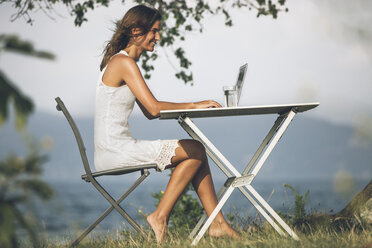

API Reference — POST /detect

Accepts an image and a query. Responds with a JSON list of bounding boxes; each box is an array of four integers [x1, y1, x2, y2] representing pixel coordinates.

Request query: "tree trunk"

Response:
[[334, 179, 372, 222]]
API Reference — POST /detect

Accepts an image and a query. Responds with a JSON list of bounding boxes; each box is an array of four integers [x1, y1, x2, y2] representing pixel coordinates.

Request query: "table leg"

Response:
[[177, 112, 299, 245], [249, 110, 296, 177], [240, 110, 300, 239], [237, 186, 286, 236], [178, 116, 241, 176], [243, 114, 286, 175], [245, 185, 299, 240], [190, 179, 288, 244]]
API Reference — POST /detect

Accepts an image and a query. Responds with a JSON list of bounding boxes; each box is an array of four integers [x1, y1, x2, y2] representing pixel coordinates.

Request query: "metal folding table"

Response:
[[160, 103, 319, 245]]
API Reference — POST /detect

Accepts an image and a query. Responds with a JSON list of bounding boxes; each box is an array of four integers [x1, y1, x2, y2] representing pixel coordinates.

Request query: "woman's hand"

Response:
[[193, 100, 222, 109]]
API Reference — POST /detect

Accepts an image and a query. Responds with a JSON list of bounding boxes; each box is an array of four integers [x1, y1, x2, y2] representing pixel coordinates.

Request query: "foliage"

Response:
[[0, 70, 33, 130], [0, 34, 55, 247], [0, 34, 55, 130], [0, 141, 55, 248], [152, 182, 203, 230], [283, 183, 309, 225], [0, 34, 55, 59], [2, 0, 288, 84]]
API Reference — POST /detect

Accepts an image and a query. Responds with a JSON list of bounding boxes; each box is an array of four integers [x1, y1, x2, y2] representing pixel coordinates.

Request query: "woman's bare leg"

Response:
[[191, 158, 239, 237], [147, 140, 238, 242], [147, 140, 204, 242]]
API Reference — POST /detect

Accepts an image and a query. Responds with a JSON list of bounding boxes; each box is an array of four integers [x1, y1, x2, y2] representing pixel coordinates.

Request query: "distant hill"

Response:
[[1, 110, 371, 186]]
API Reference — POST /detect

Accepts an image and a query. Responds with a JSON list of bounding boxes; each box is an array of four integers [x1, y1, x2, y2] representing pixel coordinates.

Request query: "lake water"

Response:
[[36, 177, 367, 239]]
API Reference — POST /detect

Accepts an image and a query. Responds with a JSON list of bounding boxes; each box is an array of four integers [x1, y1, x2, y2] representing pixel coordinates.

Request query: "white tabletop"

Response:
[[159, 102, 319, 120]]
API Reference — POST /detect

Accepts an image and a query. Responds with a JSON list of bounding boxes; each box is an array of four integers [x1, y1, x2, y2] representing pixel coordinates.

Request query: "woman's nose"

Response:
[[155, 32, 161, 41]]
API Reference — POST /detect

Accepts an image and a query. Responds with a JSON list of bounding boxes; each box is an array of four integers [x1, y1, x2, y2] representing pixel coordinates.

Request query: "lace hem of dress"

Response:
[[155, 140, 179, 171]]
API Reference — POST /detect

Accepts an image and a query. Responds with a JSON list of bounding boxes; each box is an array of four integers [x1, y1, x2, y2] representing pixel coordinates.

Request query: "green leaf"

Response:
[[0, 203, 17, 248], [13, 206, 39, 247], [0, 34, 55, 60], [0, 155, 26, 177], [283, 183, 310, 224], [0, 70, 34, 130], [17, 179, 55, 200]]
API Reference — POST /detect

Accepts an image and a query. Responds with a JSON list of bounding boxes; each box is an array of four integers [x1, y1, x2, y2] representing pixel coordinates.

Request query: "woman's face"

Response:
[[138, 20, 161, 52]]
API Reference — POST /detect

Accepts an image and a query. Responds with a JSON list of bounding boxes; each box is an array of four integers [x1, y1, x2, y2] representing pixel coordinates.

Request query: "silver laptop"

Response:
[[235, 63, 248, 105], [223, 63, 248, 107]]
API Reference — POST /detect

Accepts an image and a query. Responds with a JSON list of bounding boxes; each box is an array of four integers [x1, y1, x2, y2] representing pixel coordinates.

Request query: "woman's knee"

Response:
[[179, 139, 206, 162]]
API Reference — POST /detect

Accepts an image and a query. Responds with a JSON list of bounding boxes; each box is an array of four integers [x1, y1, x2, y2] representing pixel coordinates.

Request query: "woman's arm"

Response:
[[136, 99, 157, 120], [112, 55, 220, 119], [136, 99, 221, 120]]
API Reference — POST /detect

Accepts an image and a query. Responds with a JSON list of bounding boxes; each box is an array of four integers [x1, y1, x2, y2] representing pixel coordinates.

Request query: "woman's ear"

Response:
[[131, 27, 142, 36]]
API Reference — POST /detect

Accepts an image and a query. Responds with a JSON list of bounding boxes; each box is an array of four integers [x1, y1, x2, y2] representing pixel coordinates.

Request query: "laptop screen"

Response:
[[235, 63, 248, 104]]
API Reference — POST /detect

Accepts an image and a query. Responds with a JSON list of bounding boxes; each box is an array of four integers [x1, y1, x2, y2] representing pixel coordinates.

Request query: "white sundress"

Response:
[[94, 50, 179, 172]]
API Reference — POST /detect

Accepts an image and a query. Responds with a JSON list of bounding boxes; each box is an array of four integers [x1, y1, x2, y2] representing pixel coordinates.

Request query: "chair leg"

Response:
[[70, 171, 149, 247]]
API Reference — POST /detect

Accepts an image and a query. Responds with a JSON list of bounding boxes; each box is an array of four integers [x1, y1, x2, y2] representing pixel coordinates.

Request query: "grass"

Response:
[[18, 183, 372, 248], [39, 221, 372, 248]]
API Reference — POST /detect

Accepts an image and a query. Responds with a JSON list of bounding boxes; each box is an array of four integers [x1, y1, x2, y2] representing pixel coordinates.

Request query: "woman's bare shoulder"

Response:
[[109, 53, 137, 69], [102, 54, 140, 86], [104, 53, 142, 85]]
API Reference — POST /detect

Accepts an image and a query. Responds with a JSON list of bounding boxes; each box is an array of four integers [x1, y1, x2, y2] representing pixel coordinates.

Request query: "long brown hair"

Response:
[[100, 5, 162, 71]]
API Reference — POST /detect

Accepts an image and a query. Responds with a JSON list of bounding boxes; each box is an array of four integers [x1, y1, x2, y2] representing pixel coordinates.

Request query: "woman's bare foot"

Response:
[[209, 220, 240, 239], [147, 212, 168, 243]]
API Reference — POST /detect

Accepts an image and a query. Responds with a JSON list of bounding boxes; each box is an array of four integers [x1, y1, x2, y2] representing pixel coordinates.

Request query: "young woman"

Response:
[[94, 4, 239, 242]]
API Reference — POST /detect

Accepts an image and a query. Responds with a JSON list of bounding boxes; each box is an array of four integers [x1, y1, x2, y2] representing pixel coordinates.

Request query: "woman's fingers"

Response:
[[195, 100, 222, 109], [214, 101, 222, 108], [207, 100, 222, 108]]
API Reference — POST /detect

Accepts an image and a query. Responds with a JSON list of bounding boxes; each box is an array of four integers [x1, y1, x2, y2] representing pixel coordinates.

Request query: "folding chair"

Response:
[[55, 97, 157, 247]]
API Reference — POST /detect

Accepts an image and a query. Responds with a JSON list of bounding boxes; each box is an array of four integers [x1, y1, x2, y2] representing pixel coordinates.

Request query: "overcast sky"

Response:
[[0, 0, 371, 127]]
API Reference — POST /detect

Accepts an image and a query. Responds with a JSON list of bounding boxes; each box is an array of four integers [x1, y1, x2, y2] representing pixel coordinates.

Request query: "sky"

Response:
[[0, 0, 371, 128]]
